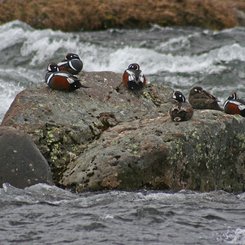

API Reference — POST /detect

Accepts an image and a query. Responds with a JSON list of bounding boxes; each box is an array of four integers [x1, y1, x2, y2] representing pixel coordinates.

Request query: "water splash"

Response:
[[1, 21, 245, 74], [0, 79, 24, 120], [218, 228, 245, 244]]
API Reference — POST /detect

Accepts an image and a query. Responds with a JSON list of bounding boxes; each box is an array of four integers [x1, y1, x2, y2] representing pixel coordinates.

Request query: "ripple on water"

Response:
[[0, 184, 245, 244]]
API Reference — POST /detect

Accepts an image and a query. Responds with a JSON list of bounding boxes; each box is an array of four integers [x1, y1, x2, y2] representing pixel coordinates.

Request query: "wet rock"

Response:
[[2, 71, 245, 192], [61, 111, 245, 193], [2, 72, 171, 185], [0, 0, 244, 31], [0, 126, 53, 188]]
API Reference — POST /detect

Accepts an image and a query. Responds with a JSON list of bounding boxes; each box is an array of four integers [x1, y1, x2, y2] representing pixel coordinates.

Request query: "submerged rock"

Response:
[[0, 126, 53, 188], [2, 71, 245, 192]]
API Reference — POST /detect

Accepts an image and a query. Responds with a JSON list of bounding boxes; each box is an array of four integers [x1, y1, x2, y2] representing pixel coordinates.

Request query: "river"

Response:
[[0, 20, 245, 244]]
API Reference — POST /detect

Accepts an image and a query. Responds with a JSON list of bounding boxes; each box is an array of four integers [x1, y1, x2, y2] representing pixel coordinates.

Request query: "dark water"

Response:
[[0, 21, 245, 244], [0, 184, 245, 244]]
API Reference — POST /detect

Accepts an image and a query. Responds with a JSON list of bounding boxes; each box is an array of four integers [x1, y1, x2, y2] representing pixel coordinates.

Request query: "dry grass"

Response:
[[0, 0, 244, 31]]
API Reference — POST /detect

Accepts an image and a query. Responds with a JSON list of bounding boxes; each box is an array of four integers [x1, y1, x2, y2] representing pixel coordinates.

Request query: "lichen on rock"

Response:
[[1, 71, 245, 192]]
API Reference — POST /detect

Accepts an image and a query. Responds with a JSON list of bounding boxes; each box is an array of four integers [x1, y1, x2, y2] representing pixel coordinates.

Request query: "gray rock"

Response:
[[0, 126, 53, 188], [2, 72, 171, 184], [61, 110, 245, 192], [2, 71, 245, 192]]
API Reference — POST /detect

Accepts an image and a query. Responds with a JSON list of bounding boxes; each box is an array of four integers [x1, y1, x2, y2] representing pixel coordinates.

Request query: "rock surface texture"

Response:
[[2, 72, 245, 192], [0, 0, 245, 31], [0, 126, 53, 188]]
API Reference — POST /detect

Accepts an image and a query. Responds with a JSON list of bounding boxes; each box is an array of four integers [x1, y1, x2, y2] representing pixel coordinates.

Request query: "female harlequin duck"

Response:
[[169, 91, 194, 122], [57, 53, 83, 75], [188, 86, 222, 111], [122, 63, 146, 90], [45, 63, 86, 92], [224, 92, 245, 117]]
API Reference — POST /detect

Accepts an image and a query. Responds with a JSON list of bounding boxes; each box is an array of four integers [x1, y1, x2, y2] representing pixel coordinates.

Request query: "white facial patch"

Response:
[[139, 73, 145, 83], [127, 70, 136, 81], [47, 64, 52, 72]]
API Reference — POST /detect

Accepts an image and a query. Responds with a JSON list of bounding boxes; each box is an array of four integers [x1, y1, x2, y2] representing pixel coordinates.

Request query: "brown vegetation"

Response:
[[0, 0, 244, 31]]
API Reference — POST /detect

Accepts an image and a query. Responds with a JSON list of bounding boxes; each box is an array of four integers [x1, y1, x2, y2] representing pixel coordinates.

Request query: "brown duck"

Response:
[[169, 91, 194, 122], [188, 86, 222, 110]]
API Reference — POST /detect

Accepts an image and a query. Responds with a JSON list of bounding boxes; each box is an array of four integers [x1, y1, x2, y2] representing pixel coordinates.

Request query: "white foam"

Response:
[[155, 35, 192, 53], [1, 21, 245, 75], [82, 43, 245, 74], [219, 228, 245, 244], [0, 80, 24, 121], [20, 32, 81, 66], [0, 28, 26, 50]]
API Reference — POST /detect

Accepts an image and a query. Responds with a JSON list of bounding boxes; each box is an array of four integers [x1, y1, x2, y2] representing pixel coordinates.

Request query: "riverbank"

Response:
[[0, 0, 245, 31]]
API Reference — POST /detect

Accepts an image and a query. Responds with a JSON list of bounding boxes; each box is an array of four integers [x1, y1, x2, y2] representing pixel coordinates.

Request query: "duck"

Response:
[[188, 86, 222, 111], [169, 91, 194, 122], [224, 92, 245, 117], [45, 63, 87, 92], [122, 63, 146, 90], [57, 53, 83, 75]]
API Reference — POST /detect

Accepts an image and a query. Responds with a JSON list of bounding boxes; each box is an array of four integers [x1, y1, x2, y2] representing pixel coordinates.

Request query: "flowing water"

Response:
[[0, 20, 245, 244], [0, 184, 245, 244]]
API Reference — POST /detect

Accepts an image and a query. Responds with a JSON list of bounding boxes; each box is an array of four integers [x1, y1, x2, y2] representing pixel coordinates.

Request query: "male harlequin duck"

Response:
[[169, 91, 194, 122], [188, 86, 222, 111], [122, 63, 146, 90], [57, 53, 83, 75], [45, 63, 86, 92], [224, 92, 245, 117]]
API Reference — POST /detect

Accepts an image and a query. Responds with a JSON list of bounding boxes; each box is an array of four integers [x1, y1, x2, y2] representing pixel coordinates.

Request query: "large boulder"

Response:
[[2, 71, 245, 192], [62, 110, 245, 192], [2, 72, 172, 185], [0, 126, 53, 188]]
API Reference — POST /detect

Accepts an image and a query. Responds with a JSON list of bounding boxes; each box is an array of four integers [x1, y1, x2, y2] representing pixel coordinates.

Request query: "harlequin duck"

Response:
[[224, 92, 245, 117], [169, 91, 194, 122], [188, 86, 222, 111], [45, 63, 87, 92], [122, 63, 146, 90], [57, 53, 83, 75]]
